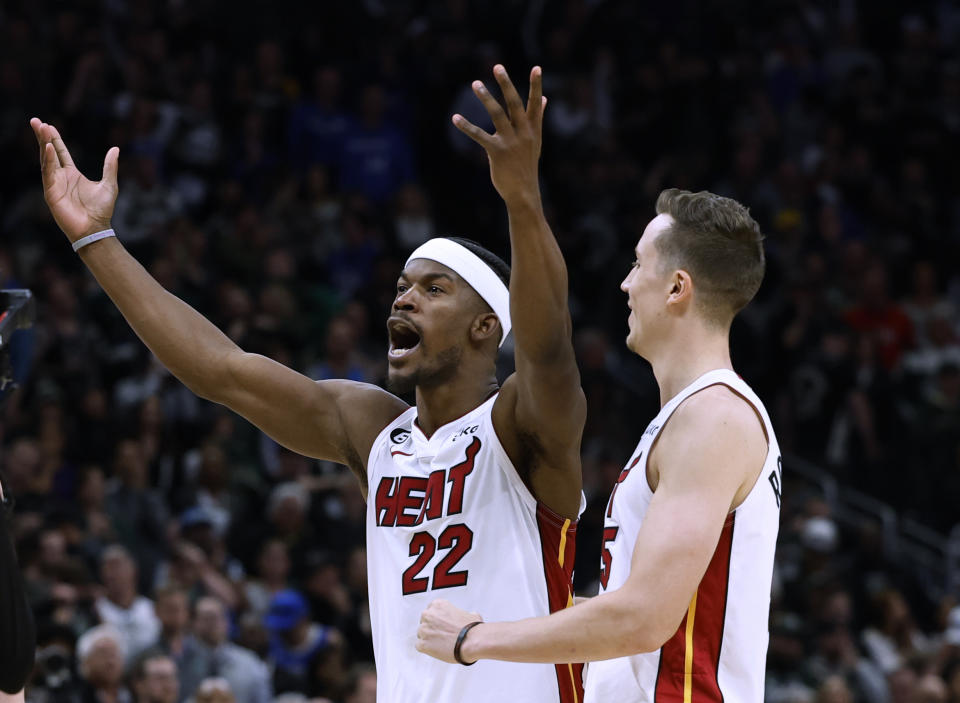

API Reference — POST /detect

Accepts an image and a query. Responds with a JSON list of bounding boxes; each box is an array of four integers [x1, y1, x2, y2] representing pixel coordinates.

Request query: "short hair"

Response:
[[76, 625, 126, 671], [267, 482, 310, 517], [153, 582, 187, 603], [129, 650, 175, 682], [654, 188, 765, 323], [193, 594, 227, 619], [100, 544, 134, 566], [444, 237, 511, 288]]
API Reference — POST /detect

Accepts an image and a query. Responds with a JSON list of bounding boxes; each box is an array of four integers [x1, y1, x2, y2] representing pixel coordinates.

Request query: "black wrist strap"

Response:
[[454, 621, 483, 666]]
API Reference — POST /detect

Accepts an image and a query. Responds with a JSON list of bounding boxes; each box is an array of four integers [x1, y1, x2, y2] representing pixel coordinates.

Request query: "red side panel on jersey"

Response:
[[536, 503, 585, 703], [654, 513, 735, 703]]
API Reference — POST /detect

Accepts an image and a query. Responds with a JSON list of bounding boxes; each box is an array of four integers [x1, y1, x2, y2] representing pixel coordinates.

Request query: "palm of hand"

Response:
[[30, 117, 119, 241], [44, 166, 114, 239]]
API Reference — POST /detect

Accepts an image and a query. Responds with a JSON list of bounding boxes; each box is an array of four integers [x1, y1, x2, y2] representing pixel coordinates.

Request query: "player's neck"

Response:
[[414, 374, 500, 438], [650, 329, 733, 407]]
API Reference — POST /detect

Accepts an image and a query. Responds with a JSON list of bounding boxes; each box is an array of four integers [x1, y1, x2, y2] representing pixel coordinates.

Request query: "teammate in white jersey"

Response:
[[30, 64, 586, 703], [418, 189, 781, 703]]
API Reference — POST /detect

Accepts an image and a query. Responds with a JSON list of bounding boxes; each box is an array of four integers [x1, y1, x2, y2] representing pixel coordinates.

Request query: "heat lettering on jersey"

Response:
[[374, 437, 481, 527]]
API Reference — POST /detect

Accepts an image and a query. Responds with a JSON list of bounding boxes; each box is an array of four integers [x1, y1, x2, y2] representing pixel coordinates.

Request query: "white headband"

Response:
[[406, 238, 511, 347]]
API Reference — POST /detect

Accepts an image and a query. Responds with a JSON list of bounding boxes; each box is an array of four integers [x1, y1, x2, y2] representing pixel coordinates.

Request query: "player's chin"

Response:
[[386, 365, 418, 395]]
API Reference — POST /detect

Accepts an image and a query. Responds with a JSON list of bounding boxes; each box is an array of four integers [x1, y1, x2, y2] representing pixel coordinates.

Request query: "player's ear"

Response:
[[470, 312, 500, 345], [666, 269, 693, 308]]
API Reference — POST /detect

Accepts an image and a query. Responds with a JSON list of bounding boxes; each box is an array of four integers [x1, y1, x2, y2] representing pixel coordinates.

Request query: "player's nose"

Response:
[[393, 288, 418, 312]]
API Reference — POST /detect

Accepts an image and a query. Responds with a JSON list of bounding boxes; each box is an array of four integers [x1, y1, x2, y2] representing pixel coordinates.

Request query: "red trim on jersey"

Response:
[[411, 389, 499, 440], [654, 609, 688, 702], [390, 450, 414, 457], [535, 503, 584, 703], [654, 513, 736, 703]]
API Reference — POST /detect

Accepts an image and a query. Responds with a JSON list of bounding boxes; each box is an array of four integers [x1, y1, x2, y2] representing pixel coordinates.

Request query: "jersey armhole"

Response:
[[365, 407, 417, 487], [486, 417, 539, 513], [487, 419, 586, 519], [647, 380, 771, 504], [716, 385, 775, 512]]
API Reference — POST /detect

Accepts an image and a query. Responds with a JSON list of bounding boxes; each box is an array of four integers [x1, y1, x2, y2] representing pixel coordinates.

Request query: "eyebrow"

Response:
[[398, 271, 456, 284]]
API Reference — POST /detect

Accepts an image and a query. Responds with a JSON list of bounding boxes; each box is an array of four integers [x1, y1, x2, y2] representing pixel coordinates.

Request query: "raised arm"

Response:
[[29, 119, 406, 486], [453, 67, 585, 518]]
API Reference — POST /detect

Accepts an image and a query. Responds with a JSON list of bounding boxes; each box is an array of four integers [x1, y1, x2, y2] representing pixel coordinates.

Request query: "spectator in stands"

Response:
[[338, 84, 414, 203], [806, 615, 890, 703], [342, 665, 376, 703], [110, 154, 183, 247], [187, 597, 271, 703], [145, 584, 202, 700], [242, 540, 291, 620], [862, 589, 934, 675], [94, 547, 159, 663], [816, 675, 854, 703], [75, 626, 130, 703], [192, 679, 234, 703], [129, 654, 178, 703], [75, 465, 116, 557], [104, 441, 167, 588], [264, 590, 340, 694], [287, 66, 350, 172], [158, 541, 238, 610], [257, 483, 318, 579], [844, 262, 915, 371]]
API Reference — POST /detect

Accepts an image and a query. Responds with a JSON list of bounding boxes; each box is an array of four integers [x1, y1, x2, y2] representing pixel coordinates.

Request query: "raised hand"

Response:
[[29, 117, 119, 243], [453, 65, 546, 204]]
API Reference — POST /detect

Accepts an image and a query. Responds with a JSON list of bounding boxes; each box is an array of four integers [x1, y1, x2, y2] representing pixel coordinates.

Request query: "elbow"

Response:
[[191, 350, 244, 403], [632, 629, 673, 654], [179, 374, 219, 403], [625, 626, 666, 655], [189, 381, 220, 403], [622, 601, 684, 655]]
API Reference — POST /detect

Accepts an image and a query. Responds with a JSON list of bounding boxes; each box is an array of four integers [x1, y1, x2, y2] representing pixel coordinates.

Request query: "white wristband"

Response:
[[72, 228, 116, 252]]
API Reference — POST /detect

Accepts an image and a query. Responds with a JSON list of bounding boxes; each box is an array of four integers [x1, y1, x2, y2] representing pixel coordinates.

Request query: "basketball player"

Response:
[[417, 189, 781, 703], [30, 64, 586, 703]]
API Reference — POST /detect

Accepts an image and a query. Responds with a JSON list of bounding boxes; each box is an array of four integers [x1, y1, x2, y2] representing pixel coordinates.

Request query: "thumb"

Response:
[[102, 146, 120, 187]]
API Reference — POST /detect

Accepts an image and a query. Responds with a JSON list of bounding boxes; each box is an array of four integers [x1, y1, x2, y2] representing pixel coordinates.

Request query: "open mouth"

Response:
[[387, 318, 422, 360]]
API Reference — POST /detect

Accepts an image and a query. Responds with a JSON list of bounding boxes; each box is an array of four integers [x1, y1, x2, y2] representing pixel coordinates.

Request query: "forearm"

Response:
[[463, 589, 652, 664], [505, 195, 572, 359], [78, 236, 239, 399], [199, 567, 239, 609]]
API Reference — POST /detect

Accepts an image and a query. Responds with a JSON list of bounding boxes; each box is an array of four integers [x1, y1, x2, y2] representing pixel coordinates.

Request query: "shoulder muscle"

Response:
[[654, 385, 767, 505]]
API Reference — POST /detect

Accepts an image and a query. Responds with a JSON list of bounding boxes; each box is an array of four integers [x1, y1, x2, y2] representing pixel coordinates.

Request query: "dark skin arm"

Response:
[[29, 118, 407, 493], [453, 67, 585, 518]]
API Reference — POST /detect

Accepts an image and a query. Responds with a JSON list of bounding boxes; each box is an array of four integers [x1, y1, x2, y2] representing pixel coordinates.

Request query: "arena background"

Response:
[[1, 0, 959, 701]]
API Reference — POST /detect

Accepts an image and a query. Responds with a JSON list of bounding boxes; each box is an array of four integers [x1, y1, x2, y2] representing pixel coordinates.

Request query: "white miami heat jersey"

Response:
[[366, 393, 585, 703], [585, 369, 782, 703]]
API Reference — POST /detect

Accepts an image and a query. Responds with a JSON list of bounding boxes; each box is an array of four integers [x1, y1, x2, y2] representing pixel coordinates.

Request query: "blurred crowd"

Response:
[[1, 0, 959, 702]]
